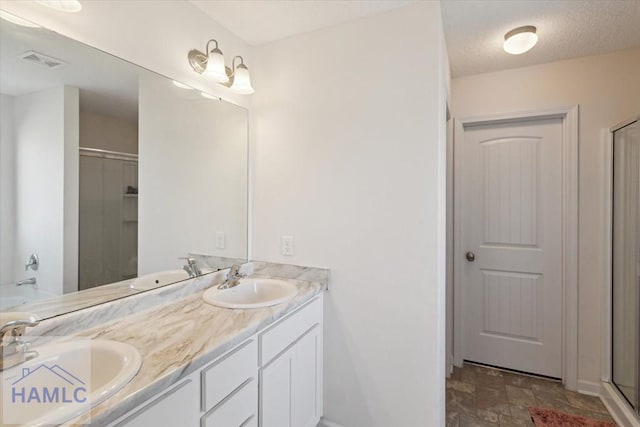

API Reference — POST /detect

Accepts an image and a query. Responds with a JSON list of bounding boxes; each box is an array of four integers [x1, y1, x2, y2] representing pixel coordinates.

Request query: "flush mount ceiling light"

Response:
[[503, 26, 538, 55], [188, 38, 254, 95], [0, 10, 41, 27], [36, 0, 82, 13]]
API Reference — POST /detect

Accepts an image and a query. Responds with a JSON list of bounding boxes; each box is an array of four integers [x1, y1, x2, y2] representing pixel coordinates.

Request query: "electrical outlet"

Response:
[[216, 232, 225, 249], [281, 235, 294, 256]]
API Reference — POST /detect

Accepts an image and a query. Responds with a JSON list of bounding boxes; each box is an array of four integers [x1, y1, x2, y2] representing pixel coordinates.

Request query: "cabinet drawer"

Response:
[[115, 378, 198, 427], [201, 378, 257, 427], [202, 339, 257, 412], [260, 297, 322, 365]]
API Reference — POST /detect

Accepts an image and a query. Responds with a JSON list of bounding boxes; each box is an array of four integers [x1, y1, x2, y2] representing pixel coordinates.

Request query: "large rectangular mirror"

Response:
[[0, 15, 248, 319]]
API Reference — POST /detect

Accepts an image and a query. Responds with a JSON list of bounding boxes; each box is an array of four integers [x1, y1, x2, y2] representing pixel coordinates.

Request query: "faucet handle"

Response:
[[24, 254, 39, 271], [178, 257, 202, 277], [0, 312, 40, 338], [228, 263, 241, 276]]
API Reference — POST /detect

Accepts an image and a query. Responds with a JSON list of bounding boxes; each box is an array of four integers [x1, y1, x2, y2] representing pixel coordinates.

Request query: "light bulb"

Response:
[[230, 64, 254, 95], [203, 48, 229, 83]]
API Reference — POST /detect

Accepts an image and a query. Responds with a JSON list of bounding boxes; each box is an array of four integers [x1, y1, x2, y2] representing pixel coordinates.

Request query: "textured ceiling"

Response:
[[189, 0, 414, 46], [190, 0, 640, 78], [441, 0, 640, 77]]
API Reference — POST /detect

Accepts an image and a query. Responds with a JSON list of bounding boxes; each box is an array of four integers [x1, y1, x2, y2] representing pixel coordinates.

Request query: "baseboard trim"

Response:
[[317, 417, 346, 427], [577, 379, 602, 396], [600, 382, 640, 427]]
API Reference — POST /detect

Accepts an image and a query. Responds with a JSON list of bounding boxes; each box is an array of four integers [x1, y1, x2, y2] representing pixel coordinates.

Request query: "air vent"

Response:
[[19, 50, 67, 69]]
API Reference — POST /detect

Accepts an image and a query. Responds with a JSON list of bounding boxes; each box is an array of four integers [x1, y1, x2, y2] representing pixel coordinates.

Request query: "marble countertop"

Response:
[[2, 279, 141, 320], [48, 263, 329, 426], [3, 255, 247, 321]]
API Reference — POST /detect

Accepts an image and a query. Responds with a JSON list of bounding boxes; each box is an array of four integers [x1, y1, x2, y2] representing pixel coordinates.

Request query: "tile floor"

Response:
[[446, 363, 617, 426]]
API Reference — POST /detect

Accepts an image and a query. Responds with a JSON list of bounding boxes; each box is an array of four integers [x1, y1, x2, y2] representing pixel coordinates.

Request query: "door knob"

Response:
[[466, 251, 476, 262]]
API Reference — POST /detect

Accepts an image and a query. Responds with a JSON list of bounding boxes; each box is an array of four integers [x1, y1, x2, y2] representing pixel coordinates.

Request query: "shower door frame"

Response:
[[601, 116, 640, 425]]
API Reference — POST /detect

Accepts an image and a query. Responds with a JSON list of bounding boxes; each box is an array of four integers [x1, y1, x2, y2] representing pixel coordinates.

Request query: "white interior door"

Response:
[[460, 117, 563, 378]]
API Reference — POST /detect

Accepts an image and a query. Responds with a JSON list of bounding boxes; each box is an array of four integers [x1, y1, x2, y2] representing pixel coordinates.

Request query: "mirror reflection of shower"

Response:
[[0, 88, 77, 306], [78, 109, 138, 290]]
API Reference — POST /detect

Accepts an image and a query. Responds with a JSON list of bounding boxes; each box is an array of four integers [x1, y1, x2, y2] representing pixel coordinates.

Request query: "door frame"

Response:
[[601, 116, 640, 383], [452, 106, 579, 390]]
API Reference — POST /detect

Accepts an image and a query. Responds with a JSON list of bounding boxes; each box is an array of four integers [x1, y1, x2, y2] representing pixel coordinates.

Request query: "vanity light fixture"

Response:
[[0, 10, 41, 27], [503, 25, 538, 55], [36, 0, 82, 13], [188, 38, 254, 95]]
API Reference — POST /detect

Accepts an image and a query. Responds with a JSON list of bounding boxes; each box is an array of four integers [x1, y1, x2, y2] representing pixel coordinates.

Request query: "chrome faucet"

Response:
[[218, 264, 245, 289], [15, 277, 36, 287], [24, 254, 39, 271], [0, 313, 40, 371], [180, 257, 202, 278]]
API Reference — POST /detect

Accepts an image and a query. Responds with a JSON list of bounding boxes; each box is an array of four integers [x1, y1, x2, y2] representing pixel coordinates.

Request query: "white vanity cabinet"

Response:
[[108, 294, 323, 427]]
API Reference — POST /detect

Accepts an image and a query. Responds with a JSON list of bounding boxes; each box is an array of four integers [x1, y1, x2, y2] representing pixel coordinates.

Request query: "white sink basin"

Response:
[[129, 269, 190, 290], [202, 278, 298, 309], [0, 339, 142, 426]]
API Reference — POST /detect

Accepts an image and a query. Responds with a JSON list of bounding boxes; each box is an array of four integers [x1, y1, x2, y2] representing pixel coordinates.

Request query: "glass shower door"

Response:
[[611, 118, 640, 411]]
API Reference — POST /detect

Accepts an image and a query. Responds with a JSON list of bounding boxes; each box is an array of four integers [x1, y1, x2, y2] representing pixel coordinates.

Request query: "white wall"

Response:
[[138, 75, 248, 274], [12, 86, 78, 296], [0, 0, 253, 110], [452, 48, 640, 390], [252, 3, 449, 425], [79, 111, 138, 154], [0, 94, 16, 287]]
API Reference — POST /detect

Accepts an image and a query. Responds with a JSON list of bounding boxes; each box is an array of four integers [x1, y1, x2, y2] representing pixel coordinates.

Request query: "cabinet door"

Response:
[[291, 326, 322, 427], [260, 347, 292, 427], [261, 326, 323, 427]]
